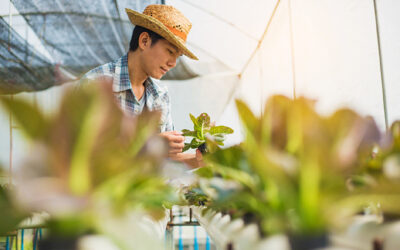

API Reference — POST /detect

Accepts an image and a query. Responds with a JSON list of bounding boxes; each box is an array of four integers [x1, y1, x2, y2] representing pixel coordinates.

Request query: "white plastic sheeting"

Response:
[[163, 0, 400, 143]]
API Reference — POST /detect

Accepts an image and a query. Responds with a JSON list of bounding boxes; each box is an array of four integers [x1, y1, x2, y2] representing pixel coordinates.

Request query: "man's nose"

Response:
[[167, 56, 177, 68]]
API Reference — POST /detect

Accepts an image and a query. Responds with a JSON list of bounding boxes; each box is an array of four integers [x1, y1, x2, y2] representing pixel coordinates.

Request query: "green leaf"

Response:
[[183, 143, 191, 152], [182, 129, 196, 137], [197, 113, 211, 128], [212, 134, 225, 142], [128, 110, 161, 157], [0, 96, 48, 140], [194, 167, 214, 178], [235, 99, 258, 133], [190, 113, 199, 130], [0, 186, 26, 235], [190, 138, 204, 149], [69, 97, 104, 195], [209, 126, 234, 135]]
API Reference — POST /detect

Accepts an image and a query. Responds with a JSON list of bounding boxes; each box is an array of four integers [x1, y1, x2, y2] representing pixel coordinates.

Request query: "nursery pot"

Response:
[[38, 236, 79, 250], [288, 233, 328, 250], [198, 143, 207, 154]]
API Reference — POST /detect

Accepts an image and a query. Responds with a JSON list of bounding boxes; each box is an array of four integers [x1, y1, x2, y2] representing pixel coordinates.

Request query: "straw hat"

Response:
[[126, 5, 198, 60]]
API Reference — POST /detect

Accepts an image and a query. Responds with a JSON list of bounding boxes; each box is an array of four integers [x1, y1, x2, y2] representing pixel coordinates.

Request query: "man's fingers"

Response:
[[160, 131, 186, 155], [169, 142, 184, 150], [169, 148, 183, 154], [168, 134, 184, 143]]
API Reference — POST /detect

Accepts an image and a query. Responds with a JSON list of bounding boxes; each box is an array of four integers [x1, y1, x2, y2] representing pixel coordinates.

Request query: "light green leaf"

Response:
[[190, 113, 199, 130], [209, 126, 234, 135], [194, 167, 214, 178], [235, 99, 258, 132], [69, 97, 104, 195], [0, 97, 48, 140]]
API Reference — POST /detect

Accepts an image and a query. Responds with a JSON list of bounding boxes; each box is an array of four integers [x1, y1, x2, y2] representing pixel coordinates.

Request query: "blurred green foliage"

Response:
[[187, 95, 400, 236], [0, 81, 177, 238]]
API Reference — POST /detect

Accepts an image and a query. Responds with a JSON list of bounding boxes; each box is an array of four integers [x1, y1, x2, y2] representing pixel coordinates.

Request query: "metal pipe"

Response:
[[373, 0, 389, 130], [288, 0, 297, 99]]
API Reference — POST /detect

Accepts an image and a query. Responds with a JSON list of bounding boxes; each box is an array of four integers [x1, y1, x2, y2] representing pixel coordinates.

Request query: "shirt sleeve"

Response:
[[76, 63, 114, 90]]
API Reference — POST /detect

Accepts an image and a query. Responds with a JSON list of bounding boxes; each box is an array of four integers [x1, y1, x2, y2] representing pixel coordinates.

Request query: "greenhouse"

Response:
[[1, 0, 400, 249]]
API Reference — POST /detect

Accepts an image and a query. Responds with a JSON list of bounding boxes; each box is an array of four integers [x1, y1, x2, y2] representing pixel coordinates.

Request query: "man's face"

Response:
[[141, 37, 182, 79]]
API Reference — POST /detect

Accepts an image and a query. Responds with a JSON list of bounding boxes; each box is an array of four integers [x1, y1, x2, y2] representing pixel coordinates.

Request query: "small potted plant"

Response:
[[182, 113, 233, 154]]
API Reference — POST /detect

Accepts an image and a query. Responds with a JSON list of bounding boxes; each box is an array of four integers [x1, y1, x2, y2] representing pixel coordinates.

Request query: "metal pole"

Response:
[[373, 0, 389, 130], [241, 0, 281, 76], [21, 229, 24, 250], [9, 95, 13, 186], [8, 0, 12, 51], [288, 0, 297, 99]]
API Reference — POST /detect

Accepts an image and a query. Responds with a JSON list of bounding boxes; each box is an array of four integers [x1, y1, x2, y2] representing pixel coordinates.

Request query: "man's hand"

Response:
[[159, 131, 185, 157], [168, 150, 205, 169]]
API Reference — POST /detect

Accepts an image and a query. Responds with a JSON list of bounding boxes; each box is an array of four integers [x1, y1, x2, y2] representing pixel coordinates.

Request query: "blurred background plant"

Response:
[[184, 95, 400, 242], [0, 79, 178, 249]]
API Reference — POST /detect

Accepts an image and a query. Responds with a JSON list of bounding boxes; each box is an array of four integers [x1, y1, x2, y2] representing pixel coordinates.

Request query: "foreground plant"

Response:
[[0, 81, 176, 249], [182, 113, 233, 153], [189, 95, 393, 241]]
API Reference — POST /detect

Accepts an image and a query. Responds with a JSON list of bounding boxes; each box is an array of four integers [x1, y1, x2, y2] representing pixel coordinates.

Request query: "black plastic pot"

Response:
[[38, 236, 78, 250], [242, 212, 266, 238], [288, 233, 328, 250], [242, 212, 257, 225], [198, 143, 207, 154]]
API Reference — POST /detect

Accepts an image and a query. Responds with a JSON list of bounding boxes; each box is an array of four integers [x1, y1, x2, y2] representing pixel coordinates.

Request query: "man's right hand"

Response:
[[159, 131, 185, 157]]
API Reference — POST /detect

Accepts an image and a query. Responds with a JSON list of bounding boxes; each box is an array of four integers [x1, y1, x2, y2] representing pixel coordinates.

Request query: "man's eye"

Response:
[[167, 49, 173, 55]]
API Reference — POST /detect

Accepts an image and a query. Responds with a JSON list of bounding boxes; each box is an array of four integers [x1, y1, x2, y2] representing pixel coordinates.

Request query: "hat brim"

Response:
[[125, 8, 198, 60]]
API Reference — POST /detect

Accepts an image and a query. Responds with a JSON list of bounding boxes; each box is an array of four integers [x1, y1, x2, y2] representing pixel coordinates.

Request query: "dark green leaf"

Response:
[[183, 143, 191, 152], [182, 129, 196, 137], [190, 138, 204, 149]]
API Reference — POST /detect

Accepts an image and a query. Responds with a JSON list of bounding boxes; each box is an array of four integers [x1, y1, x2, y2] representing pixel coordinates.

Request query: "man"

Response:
[[82, 4, 202, 167]]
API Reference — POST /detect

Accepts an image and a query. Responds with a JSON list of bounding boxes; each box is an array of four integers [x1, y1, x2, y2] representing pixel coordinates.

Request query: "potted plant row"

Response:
[[183, 95, 400, 250]]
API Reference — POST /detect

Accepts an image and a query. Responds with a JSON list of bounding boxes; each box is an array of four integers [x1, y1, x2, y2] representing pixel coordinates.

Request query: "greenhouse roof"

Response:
[[0, 0, 196, 93]]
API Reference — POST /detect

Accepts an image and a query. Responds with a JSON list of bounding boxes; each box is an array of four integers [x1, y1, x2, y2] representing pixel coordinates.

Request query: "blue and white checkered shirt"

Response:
[[82, 53, 174, 132]]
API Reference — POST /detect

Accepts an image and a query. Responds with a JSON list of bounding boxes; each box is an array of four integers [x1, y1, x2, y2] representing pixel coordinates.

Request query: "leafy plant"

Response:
[[0, 184, 27, 235], [189, 95, 390, 237], [182, 113, 233, 153], [182, 184, 210, 206], [0, 81, 177, 247]]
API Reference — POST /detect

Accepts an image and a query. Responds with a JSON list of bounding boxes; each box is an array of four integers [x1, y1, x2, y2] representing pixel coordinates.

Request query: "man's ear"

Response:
[[138, 32, 151, 50]]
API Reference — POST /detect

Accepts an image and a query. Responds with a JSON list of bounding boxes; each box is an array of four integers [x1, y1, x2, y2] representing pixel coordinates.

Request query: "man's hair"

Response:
[[129, 26, 164, 51]]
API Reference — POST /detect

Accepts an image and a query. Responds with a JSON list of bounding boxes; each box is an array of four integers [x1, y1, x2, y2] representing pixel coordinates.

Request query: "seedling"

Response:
[[182, 113, 233, 153]]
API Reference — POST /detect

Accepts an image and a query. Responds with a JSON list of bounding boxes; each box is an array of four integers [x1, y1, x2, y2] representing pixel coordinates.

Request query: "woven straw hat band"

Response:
[[143, 5, 191, 42]]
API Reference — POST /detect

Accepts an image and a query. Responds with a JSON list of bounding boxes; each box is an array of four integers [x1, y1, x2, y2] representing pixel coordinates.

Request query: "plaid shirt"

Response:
[[82, 54, 174, 132]]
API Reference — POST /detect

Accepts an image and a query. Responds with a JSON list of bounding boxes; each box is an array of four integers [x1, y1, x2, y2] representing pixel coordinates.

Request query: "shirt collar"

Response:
[[112, 53, 161, 99], [112, 54, 131, 93], [145, 78, 161, 99]]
